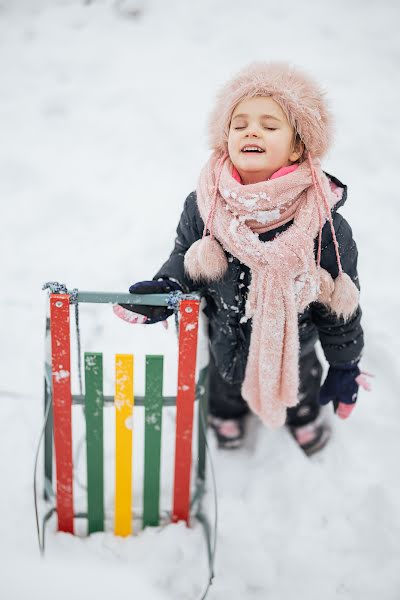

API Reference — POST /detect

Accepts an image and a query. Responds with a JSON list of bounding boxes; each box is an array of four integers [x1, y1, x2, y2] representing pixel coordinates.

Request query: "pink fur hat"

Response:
[[208, 62, 333, 159]]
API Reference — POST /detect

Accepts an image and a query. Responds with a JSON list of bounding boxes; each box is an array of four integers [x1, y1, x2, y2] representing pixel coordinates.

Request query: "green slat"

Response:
[[197, 365, 209, 483], [84, 352, 104, 534], [143, 355, 163, 528]]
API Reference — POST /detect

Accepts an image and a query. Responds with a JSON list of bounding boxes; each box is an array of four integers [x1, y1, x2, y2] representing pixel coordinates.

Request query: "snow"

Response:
[[253, 208, 280, 224], [53, 368, 70, 382], [1, 0, 400, 599]]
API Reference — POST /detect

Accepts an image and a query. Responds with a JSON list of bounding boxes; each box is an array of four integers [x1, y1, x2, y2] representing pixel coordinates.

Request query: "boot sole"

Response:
[[302, 427, 331, 456]]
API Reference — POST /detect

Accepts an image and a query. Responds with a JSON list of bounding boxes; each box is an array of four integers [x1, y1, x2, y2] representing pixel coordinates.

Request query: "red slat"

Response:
[[172, 299, 200, 525], [50, 294, 74, 534]]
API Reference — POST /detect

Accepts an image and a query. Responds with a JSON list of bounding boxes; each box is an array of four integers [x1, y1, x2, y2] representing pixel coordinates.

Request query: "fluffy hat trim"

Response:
[[208, 62, 333, 159]]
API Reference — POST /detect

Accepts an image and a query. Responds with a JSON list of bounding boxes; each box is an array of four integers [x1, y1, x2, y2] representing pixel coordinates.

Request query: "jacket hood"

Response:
[[326, 172, 347, 211]]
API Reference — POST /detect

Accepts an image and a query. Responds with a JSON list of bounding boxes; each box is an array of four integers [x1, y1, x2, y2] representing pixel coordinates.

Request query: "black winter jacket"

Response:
[[154, 174, 364, 385]]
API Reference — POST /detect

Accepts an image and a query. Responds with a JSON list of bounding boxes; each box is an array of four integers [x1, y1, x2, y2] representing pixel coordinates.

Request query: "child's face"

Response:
[[228, 96, 302, 184]]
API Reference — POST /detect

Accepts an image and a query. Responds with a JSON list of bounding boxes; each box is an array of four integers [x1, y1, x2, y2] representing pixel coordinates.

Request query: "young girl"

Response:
[[115, 62, 365, 456]]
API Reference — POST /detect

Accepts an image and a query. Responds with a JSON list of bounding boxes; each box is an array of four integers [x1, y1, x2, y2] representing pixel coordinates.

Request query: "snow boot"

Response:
[[208, 415, 246, 449], [288, 415, 331, 456]]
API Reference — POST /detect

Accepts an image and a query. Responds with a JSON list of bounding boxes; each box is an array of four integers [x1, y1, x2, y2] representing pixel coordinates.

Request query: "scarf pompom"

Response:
[[184, 237, 228, 282], [317, 266, 335, 304], [328, 272, 359, 321], [184, 239, 202, 281]]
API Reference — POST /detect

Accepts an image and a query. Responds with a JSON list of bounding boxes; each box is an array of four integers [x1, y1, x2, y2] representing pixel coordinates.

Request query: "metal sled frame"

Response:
[[35, 284, 216, 599]]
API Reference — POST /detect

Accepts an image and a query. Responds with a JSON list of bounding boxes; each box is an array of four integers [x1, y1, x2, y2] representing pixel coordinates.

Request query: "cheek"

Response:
[[269, 135, 292, 155], [227, 134, 239, 156]]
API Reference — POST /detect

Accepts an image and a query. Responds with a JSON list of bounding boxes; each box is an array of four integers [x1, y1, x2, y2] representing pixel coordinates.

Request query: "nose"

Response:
[[245, 126, 261, 137]]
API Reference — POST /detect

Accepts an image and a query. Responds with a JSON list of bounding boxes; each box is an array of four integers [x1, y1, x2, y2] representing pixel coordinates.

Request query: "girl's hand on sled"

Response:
[[319, 362, 372, 419], [113, 279, 183, 325]]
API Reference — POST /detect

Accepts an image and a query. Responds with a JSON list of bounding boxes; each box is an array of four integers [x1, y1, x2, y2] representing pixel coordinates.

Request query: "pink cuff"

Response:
[[337, 402, 355, 419], [112, 305, 148, 324], [112, 305, 169, 329]]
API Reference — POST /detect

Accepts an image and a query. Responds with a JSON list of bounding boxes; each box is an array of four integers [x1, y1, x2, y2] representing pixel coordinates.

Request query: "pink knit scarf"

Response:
[[187, 152, 359, 429], [230, 163, 301, 233]]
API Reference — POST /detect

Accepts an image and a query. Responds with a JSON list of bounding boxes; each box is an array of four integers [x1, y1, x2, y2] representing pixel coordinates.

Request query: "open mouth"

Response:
[[241, 145, 265, 153]]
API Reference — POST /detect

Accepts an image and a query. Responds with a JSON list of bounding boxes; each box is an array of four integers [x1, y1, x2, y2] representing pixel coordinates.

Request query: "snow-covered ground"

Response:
[[1, 0, 400, 598]]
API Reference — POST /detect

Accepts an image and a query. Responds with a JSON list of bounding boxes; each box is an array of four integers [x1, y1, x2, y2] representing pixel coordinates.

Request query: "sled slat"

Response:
[[114, 354, 134, 536], [143, 355, 163, 528], [84, 352, 104, 534], [50, 294, 74, 534], [172, 299, 200, 525]]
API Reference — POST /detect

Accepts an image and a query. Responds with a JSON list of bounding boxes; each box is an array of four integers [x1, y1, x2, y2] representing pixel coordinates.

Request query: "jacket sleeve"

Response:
[[152, 191, 204, 293], [311, 213, 364, 366]]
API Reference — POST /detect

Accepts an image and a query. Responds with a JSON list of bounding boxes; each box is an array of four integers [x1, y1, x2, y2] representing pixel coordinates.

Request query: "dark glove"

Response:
[[319, 363, 360, 419], [115, 279, 183, 325]]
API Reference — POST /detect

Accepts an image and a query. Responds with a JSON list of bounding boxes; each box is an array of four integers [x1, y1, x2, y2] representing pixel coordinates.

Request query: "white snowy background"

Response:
[[1, 0, 399, 598]]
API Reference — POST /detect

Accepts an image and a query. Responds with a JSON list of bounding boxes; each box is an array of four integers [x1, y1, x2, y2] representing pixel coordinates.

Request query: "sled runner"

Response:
[[34, 282, 216, 599]]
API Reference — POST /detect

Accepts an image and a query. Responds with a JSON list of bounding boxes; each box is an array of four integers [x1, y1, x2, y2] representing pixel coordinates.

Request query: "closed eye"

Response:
[[234, 126, 278, 131]]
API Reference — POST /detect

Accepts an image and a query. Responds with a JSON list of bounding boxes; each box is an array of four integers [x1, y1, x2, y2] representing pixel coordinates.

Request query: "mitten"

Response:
[[113, 279, 182, 325], [319, 363, 361, 419]]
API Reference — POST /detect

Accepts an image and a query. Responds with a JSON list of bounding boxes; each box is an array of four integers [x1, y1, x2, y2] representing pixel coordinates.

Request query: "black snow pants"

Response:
[[208, 348, 323, 427]]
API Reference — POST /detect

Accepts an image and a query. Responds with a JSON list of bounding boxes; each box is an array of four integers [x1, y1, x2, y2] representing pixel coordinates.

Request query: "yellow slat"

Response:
[[114, 354, 134, 536]]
